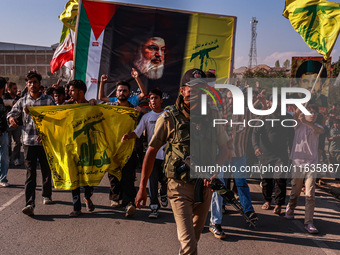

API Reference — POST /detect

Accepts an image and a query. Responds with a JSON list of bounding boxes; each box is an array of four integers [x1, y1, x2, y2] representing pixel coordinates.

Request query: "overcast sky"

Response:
[[1, 0, 339, 68]]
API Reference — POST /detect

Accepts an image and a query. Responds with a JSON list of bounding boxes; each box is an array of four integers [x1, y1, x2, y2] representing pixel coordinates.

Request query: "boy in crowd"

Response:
[[285, 105, 324, 234], [66, 80, 96, 217], [53, 87, 66, 105], [122, 89, 168, 218]]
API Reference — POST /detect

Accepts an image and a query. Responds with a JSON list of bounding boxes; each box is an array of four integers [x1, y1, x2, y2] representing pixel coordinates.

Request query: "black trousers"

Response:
[[108, 151, 137, 207], [24, 145, 52, 207], [148, 159, 167, 208], [262, 178, 287, 206], [71, 186, 94, 211]]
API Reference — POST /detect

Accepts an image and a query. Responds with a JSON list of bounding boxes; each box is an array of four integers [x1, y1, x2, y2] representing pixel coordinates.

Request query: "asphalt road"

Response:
[[1, 164, 340, 255]]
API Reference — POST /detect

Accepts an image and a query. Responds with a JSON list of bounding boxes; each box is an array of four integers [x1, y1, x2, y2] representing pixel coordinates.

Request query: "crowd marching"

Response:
[[0, 67, 340, 254]]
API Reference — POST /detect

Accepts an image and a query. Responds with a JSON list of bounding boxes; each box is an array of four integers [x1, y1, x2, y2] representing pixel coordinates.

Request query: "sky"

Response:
[[1, 0, 339, 68]]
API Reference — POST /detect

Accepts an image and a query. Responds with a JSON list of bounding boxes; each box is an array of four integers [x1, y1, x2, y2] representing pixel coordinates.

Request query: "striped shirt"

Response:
[[7, 93, 55, 146]]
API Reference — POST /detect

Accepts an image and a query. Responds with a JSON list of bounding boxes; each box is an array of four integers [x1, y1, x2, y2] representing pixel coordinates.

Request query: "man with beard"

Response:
[[134, 37, 165, 80], [106, 80, 140, 217], [99, 68, 147, 106]]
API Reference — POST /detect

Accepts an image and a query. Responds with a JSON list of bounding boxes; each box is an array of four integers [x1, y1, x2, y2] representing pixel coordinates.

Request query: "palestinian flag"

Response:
[[75, 0, 236, 104]]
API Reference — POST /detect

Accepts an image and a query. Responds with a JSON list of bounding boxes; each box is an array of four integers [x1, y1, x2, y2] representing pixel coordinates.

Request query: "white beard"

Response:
[[134, 53, 164, 80]]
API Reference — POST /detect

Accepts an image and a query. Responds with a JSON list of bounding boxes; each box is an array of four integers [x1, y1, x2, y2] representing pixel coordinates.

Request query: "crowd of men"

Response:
[[0, 68, 340, 255]]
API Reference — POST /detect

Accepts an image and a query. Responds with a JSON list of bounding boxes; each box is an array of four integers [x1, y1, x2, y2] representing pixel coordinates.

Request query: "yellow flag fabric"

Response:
[[59, 24, 70, 44], [59, 0, 78, 31], [182, 14, 236, 78], [283, 0, 340, 60], [29, 104, 138, 190]]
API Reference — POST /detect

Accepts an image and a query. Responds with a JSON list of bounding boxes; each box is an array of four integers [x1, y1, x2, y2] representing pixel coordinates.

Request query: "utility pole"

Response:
[[248, 17, 258, 69]]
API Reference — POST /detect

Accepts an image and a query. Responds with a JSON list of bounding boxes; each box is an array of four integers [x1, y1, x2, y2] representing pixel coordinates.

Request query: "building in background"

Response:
[[0, 42, 69, 88]]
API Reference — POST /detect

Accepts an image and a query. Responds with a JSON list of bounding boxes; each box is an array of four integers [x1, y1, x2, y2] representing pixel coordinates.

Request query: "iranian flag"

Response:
[[50, 29, 75, 74], [75, 0, 236, 102]]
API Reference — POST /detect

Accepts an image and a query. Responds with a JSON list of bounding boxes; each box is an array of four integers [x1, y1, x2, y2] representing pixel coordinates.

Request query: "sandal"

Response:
[[261, 202, 271, 210], [273, 205, 282, 215]]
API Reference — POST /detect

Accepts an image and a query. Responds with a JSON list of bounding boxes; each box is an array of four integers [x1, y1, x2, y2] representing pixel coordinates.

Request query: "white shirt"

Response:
[[134, 110, 166, 160]]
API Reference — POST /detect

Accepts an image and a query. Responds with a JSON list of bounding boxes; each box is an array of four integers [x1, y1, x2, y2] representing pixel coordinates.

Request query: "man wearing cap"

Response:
[[135, 68, 232, 254]]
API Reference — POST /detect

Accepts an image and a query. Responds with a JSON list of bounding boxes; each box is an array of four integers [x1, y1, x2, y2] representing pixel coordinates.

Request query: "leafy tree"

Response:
[[332, 56, 340, 78], [243, 69, 254, 78], [275, 60, 280, 68], [283, 59, 290, 69]]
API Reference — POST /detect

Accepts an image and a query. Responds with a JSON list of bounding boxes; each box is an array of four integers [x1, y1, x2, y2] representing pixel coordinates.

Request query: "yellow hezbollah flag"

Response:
[[29, 104, 138, 190], [59, 0, 78, 32], [182, 14, 236, 78], [283, 0, 340, 60]]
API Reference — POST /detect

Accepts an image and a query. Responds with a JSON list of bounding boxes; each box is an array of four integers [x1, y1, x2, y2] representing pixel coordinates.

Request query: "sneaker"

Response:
[[22, 205, 34, 216], [69, 210, 82, 217], [304, 223, 319, 234], [42, 197, 53, 205], [160, 194, 168, 207], [85, 198, 95, 212], [14, 159, 20, 166], [110, 200, 120, 208], [148, 205, 159, 219], [0, 182, 9, 187], [125, 202, 137, 218], [285, 205, 295, 220], [209, 223, 226, 239]]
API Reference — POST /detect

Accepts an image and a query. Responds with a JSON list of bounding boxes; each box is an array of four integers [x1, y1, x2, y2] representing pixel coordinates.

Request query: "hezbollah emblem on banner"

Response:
[[29, 104, 138, 190]]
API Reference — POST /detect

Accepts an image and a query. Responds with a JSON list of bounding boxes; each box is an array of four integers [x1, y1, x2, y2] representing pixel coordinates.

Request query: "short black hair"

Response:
[[8, 82, 17, 89], [68, 80, 87, 93], [45, 87, 55, 96], [25, 70, 42, 82], [149, 88, 162, 98], [296, 60, 327, 79], [54, 87, 65, 95], [0, 77, 7, 90], [116, 81, 131, 91], [307, 104, 319, 113]]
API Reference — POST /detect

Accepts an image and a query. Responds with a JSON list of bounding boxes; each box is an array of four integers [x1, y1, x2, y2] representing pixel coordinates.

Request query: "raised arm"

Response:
[[299, 113, 324, 134], [131, 68, 147, 101], [98, 74, 110, 102]]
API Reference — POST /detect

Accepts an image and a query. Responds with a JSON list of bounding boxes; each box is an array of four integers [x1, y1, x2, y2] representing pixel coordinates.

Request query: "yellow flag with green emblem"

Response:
[[59, 0, 78, 32], [29, 104, 138, 190], [283, 0, 340, 60]]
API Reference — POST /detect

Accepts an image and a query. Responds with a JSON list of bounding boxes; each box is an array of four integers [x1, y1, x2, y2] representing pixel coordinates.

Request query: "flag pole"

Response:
[[309, 60, 325, 96]]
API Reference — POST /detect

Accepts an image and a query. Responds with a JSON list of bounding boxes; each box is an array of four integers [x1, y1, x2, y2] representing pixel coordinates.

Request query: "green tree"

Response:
[[283, 59, 290, 69], [243, 69, 254, 78], [275, 60, 280, 68], [332, 56, 340, 78]]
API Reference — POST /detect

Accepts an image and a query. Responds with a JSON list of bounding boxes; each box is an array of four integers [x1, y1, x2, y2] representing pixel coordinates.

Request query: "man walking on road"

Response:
[[135, 68, 232, 254], [7, 70, 55, 215], [122, 88, 168, 219]]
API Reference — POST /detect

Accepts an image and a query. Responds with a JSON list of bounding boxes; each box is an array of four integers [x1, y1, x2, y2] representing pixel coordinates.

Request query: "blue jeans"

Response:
[[210, 154, 254, 224], [0, 132, 9, 183]]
